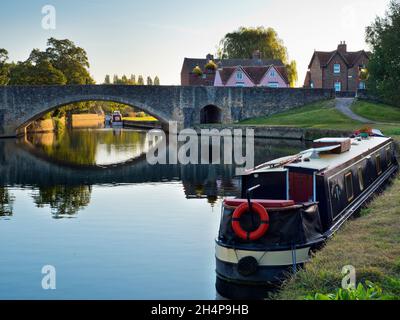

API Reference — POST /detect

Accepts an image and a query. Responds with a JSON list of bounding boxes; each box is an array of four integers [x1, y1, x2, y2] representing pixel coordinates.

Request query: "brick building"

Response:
[[304, 42, 370, 92], [181, 51, 286, 87]]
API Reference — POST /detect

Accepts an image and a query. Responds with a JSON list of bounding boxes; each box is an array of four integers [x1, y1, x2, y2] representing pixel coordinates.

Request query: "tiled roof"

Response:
[[311, 50, 371, 68], [218, 65, 289, 85], [181, 57, 284, 74]]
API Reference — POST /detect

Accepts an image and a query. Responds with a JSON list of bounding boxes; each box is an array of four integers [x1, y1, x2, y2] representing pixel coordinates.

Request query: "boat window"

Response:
[[358, 167, 364, 191], [345, 172, 354, 202], [386, 148, 392, 166], [376, 154, 382, 175]]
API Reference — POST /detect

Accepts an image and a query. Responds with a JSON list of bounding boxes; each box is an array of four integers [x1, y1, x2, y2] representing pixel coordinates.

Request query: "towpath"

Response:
[[335, 98, 372, 123]]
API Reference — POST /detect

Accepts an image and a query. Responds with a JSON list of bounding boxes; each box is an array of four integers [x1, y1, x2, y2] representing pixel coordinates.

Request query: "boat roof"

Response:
[[251, 136, 392, 174]]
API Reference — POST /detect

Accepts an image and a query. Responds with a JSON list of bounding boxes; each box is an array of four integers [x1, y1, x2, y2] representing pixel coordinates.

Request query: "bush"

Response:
[[305, 281, 394, 300], [205, 60, 217, 71], [192, 65, 203, 76]]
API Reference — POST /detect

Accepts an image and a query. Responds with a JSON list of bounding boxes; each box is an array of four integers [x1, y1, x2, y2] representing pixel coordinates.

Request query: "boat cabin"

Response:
[[241, 136, 397, 231]]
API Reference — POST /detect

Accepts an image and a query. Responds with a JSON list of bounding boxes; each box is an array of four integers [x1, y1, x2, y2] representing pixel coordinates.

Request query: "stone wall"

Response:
[[194, 125, 351, 141]]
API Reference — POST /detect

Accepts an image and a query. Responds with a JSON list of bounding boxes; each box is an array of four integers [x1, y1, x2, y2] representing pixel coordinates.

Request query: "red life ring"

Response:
[[231, 202, 269, 241]]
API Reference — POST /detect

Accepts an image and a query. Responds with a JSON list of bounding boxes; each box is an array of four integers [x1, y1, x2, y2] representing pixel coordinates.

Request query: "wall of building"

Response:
[[259, 66, 288, 87], [309, 56, 323, 88], [324, 54, 349, 91]]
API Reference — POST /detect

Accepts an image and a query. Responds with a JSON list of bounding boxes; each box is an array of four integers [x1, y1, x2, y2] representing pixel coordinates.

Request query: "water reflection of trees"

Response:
[[32, 185, 92, 218], [0, 187, 15, 217]]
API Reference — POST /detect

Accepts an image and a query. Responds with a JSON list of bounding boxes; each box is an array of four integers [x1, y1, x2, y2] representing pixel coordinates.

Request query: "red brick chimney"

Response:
[[337, 41, 347, 54], [252, 50, 262, 60]]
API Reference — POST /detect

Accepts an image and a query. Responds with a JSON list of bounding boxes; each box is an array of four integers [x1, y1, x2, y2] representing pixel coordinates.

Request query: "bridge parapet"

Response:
[[0, 85, 334, 138]]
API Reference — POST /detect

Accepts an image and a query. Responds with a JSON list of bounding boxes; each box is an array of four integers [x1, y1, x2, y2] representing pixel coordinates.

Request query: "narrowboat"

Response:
[[215, 132, 398, 299], [111, 111, 123, 126]]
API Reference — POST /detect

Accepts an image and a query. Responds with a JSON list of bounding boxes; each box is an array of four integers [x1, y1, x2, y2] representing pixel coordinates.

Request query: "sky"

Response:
[[0, 0, 390, 86]]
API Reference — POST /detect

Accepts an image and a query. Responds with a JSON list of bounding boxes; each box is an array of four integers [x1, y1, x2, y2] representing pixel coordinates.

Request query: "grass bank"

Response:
[[352, 100, 400, 123], [239, 99, 400, 138], [240, 100, 360, 130], [277, 170, 400, 299], [255, 99, 400, 299]]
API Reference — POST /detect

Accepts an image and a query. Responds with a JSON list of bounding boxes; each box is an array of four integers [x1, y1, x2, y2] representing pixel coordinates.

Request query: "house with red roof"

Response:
[[181, 51, 289, 87], [304, 41, 370, 92], [214, 65, 289, 88]]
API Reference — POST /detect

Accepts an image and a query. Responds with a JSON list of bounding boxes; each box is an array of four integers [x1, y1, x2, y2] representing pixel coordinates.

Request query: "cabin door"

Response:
[[289, 172, 314, 203]]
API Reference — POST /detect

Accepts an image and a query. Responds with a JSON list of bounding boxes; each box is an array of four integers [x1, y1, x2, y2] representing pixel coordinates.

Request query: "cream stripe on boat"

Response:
[[216, 243, 311, 266]]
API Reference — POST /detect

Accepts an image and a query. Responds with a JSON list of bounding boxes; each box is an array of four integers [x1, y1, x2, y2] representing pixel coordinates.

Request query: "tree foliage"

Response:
[[154, 76, 160, 85], [366, 0, 400, 107], [137, 75, 144, 85], [104, 74, 111, 84], [0, 49, 10, 85], [9, 61, 67, 85], [218, 26, 298, 86]]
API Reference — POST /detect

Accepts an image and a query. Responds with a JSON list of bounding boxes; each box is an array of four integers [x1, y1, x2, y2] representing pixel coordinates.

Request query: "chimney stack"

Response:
[[252, 50, 262, 60], [337, 41, 347, 54]]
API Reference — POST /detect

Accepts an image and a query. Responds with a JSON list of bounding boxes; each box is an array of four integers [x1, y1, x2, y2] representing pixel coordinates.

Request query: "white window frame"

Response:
[[267, 82, 279, 88], [334, 81, 341, 92], [236, 71, 243, 81], [334, 64, 341, 74], [359, 81, 366, 89]]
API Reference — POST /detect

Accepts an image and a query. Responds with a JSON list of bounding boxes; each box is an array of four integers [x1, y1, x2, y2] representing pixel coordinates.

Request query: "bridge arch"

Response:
[[16, 94, 172, 132], [200, 105, 222, 124]]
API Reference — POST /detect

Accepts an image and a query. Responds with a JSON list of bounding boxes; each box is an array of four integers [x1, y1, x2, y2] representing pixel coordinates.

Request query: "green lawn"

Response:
[[240, 100, 361, 129], [352, 100, 400, 123], [239, 99, 400, 138]]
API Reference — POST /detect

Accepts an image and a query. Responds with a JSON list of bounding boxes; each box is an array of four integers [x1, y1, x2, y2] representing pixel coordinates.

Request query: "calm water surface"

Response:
[[0, 128, 308, 299]]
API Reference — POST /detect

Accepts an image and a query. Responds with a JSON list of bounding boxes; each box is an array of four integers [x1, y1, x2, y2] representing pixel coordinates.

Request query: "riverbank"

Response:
[[277, 167, 400, 299]]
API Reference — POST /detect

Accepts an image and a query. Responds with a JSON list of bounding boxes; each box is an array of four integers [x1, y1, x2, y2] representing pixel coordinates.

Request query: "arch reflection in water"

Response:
[[26, 128, 151, 167]]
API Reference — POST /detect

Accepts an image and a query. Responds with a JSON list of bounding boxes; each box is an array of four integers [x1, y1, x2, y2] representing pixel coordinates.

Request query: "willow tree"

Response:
[[218, 27, 298, 87]]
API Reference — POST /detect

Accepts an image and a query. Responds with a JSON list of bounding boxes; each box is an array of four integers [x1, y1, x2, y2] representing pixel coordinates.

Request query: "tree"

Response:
[[9, 60, 67, 85], [113, 74, 119, 84], [0, 49, 10, 85], [218, 26, 298, 86], [366, 0, 400, 107], [154, 76, 160, 85], [137, 75, 144, 85], [104, 74, 111, 84], [130, 74, 136, 84], [286, 60, 298, 87], [121, 74, 128, 84], [28, 38, 94, 85], [147, 76, 153, 85]]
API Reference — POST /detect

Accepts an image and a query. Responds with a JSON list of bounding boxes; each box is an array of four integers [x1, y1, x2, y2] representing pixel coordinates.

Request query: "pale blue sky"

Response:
[[0, 0, 390, 85]]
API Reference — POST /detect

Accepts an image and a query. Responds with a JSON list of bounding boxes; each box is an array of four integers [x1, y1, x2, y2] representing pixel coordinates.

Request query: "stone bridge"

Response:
[[0, 85, 333, 138]]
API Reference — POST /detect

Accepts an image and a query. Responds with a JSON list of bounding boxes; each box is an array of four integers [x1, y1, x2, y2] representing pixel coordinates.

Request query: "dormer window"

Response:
[[334, 64, 341, 74], [236, 71, 243, 80]]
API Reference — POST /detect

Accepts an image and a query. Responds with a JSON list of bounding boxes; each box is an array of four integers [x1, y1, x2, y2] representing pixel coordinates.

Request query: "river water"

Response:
[[0, 127, 308, 299]]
